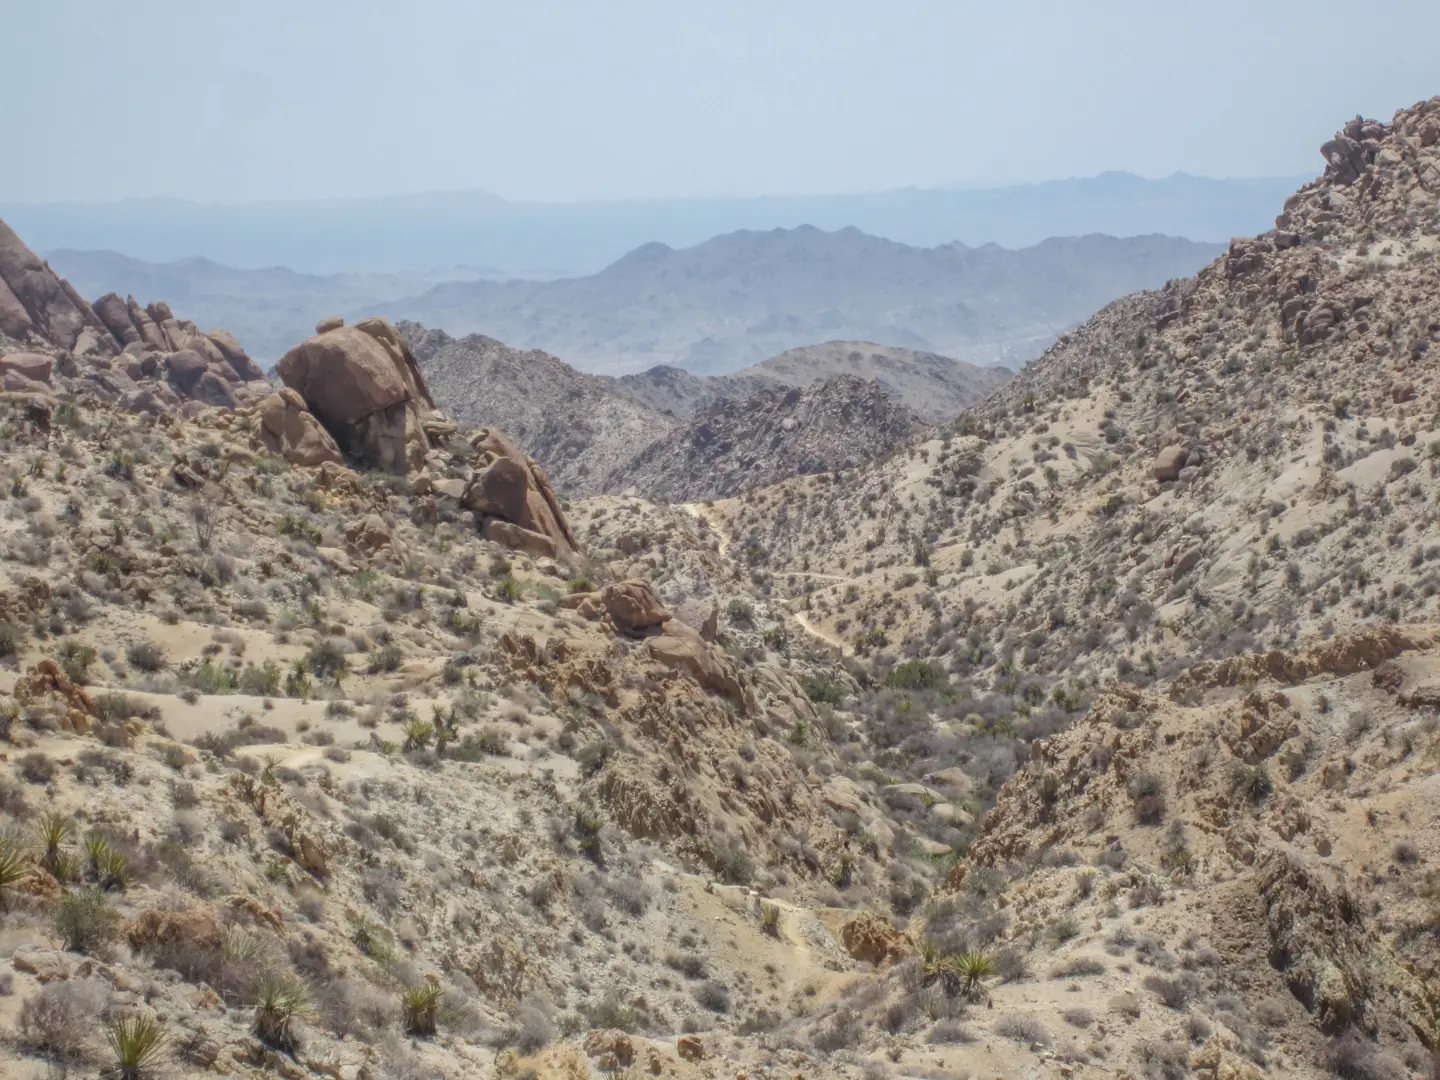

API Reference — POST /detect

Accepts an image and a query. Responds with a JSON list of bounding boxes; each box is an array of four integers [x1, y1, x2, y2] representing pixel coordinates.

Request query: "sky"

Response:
[[3, 0, 1438, 205]]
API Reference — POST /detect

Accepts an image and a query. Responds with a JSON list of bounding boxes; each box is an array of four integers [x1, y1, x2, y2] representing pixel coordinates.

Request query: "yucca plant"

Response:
[[759, 903, 782, 938], [399, 981, 443, 1036], [222, 925, 267, 967], [253, 977, 309, 1052], [952, 950, 995, 1002], [0, 832, 32, 910], [105, 1014, 166, 1079], [1235, 762, 1275, 803], [402, 719, 434, 752], [97, 848, 130, 892], [86, 834, 111, 876], [36, 812, 74, 875]]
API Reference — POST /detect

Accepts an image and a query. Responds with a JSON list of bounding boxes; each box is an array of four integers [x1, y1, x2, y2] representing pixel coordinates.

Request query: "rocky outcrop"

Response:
[[461, 429, 579, 557], [839, 911, 913, 966], [0, 218, 108, 352], [277, 317, 436, 473], [0, 217, 272, 412], [255, 388, 345, 467]]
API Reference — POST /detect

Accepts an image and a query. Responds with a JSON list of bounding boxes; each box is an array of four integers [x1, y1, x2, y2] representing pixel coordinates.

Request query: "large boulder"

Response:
[[600, 581, 670, 635], [277, 316, 435, 473], [92, 292, 142, 346], [257, 389, 345, 467], [0, 353, 53, 385], [462, 428, 579, 556], [1153, 445, 1188, 482], [206, 329, 265, 381], [646, 620, 748, 706], [126, 297, 170, 351]]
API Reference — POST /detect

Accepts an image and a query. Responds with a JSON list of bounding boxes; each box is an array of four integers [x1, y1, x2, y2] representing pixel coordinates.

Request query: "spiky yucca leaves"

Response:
[[36, 812, 74, 876], [0, 832, 31, 909], [952, 950, 995, 1002], [759, 903, 782, 937], [400, 981, 444, 1036], [253, 977, 310, 1052], [402, 719, 434, 752], [105, 1014, 166, 1079]]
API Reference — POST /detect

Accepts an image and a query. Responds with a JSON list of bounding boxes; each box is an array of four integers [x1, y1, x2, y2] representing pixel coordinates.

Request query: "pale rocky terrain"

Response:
[[0, 98, 1437, 1080]]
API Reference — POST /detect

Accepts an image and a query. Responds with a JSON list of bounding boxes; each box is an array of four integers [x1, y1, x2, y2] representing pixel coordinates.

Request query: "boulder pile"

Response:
[[0, 217, 271, 410]]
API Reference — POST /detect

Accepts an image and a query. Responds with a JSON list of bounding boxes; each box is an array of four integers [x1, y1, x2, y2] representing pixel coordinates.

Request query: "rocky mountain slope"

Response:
[[618, 376, 929, 503], [611, 342, 1011, 425], [380, 227, 1225, 374], [693, 96, 1440, 1076], [403, 324, 991, 500], [401, 321, 672, 498], [730, 341, 1013, 424], [1, 99, 1439, 1080]]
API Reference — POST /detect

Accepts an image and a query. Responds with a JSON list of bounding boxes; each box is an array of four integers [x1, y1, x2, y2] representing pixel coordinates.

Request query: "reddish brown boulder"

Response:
[[93, 292, 141, 346], [206, 329, 265, 381], [277, 316, 436, 473], [463, 428, 578, 556], [601, 581, 670, 634], [126, 297, 170, 350], [257, 389, 345, 467]]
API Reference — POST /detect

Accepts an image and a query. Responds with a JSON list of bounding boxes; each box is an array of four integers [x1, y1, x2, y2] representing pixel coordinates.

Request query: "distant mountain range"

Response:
[[48, 226, 1225, 372], [7, 171, 1299, 276], [377, 227, 1225, 374]]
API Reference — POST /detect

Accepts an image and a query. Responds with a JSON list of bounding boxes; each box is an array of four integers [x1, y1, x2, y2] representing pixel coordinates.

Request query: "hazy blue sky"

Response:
[[5, 0, 1437, 204]]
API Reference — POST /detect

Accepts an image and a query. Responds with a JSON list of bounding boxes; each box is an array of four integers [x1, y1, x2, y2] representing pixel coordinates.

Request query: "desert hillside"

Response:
[[405, 325, 984, 500], [0, 97, 1437, 1080]]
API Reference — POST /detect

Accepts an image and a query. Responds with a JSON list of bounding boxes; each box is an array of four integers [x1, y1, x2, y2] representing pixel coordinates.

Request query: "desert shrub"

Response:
[[239, 661, 283, 697], [367, 644, 403, 674], [1062, 1007, 1094, 1028], [253, 977, 310, 1052], [1234, 763, 1274, 803], [18, 977, 109, 1059], [456, 728, 508, 760], [928, 1019, 974, 1043], [726, 598, 755, 626], [60, 639, 97, 683], [1050, 956, 1105, 979], [19, 750, 57, 784], [994, 1012, 1049, 1046], [55, 888, 120, 953], [799, 672, 846, 705], [126, 639, 167, 672], [665, 951, 708, 980], [508, 997, 554, 1053], [1143, 973, 1197, 1010], [306, 639, 349, 681], [1128, 771, 1167, 824], [1138, 1038, 1191, 1080], [693, 980, 731, 1013], [884, 660, 946, 691], [1327, 1029, 1406, 1080]]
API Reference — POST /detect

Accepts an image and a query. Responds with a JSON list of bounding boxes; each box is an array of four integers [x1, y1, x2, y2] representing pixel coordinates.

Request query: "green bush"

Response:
[[884, 660, 946, 692], [55, 888, 119, 953]]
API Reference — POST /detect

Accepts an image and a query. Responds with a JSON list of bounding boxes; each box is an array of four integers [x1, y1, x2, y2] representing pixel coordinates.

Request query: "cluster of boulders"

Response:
[[0, 217, 270, 410], [0, 216, 583, 562]]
